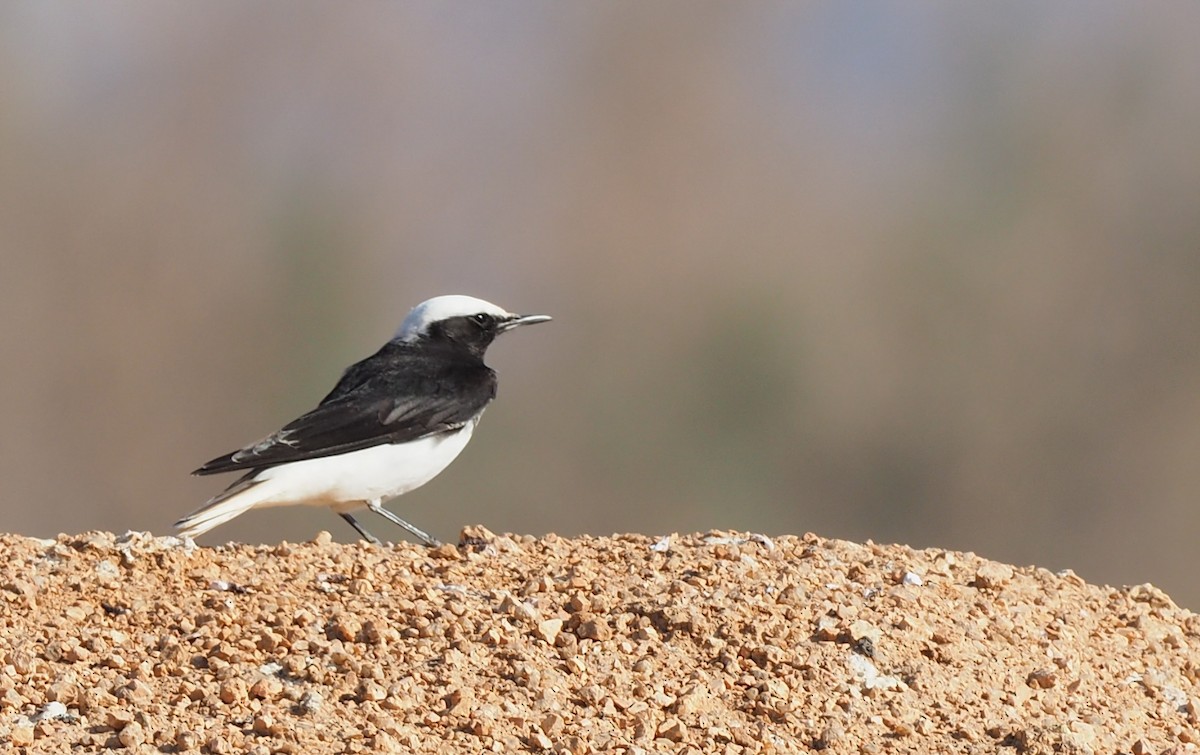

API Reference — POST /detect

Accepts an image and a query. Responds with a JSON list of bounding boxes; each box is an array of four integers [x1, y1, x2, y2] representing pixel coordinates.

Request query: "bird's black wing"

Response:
[[194, 343, 497, 475]]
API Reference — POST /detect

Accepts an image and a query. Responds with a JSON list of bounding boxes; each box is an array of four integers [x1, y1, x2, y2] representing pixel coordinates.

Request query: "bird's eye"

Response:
[[471, 313, 493, 328]]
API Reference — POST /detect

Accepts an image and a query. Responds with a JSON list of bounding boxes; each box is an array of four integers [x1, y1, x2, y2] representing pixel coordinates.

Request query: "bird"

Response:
[[176, 295, 551, 545]]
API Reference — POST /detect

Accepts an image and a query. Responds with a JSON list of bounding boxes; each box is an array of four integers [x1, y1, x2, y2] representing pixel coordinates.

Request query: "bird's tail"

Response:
[[176, 473, 276, 539]]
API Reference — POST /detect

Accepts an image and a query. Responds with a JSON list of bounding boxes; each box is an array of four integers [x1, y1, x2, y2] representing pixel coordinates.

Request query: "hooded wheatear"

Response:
[[176, 295, 550, 545]]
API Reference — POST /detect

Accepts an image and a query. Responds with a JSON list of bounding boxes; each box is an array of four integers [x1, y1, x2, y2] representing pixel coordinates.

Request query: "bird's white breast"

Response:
[[252, 420, 477, 511]]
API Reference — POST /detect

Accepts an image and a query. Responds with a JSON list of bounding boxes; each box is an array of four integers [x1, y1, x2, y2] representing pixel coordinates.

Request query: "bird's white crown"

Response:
[[395, 295, 513, 342]]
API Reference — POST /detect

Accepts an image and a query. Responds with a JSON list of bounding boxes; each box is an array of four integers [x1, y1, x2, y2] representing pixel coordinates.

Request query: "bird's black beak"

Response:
[[499, 313, 552, 332]]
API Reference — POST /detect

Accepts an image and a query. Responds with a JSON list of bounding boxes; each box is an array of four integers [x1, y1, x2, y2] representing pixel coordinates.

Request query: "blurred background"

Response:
[[3, 4, 1200, 605]]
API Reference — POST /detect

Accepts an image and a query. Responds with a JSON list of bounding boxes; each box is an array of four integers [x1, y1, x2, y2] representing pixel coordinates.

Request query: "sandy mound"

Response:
[[0, 529, 1197, 754]]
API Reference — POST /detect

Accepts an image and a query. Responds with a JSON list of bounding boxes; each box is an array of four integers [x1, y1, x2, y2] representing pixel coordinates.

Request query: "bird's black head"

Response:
[[395, 295, 551, 359]]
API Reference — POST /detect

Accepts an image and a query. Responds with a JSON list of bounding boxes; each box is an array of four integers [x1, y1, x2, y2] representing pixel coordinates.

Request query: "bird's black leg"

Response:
[[367, 502, 442, 547], [339, 512, 382, 545]]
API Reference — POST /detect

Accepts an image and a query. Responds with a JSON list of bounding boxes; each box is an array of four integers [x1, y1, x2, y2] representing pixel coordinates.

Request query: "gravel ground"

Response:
[[1, 528, 1198, 754]]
